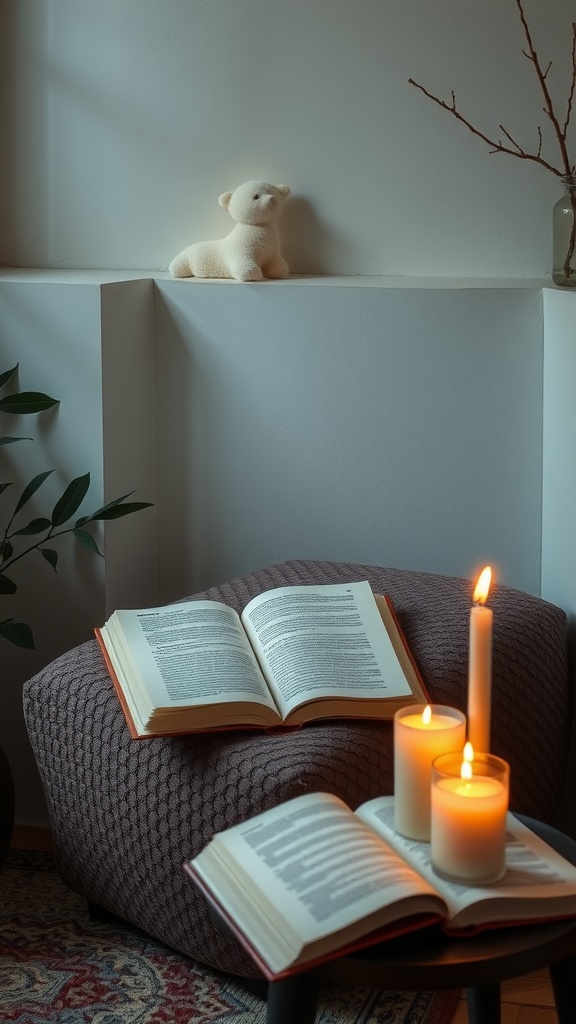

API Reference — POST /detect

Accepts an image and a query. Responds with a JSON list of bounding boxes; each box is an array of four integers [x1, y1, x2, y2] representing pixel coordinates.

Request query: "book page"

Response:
[[357, 795, 576, 931], [102, 601, 279, 714], [241, 581, 414, 717], [190, 792, 443, 976]]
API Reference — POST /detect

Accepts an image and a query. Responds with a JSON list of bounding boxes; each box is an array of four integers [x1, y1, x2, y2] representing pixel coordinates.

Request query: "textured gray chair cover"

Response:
[[23, 559, 570, 978]]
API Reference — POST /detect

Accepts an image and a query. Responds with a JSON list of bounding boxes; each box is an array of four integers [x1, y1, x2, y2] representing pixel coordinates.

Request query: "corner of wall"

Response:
[[541, 289, 576, 614], [100, 279, 158, 612]]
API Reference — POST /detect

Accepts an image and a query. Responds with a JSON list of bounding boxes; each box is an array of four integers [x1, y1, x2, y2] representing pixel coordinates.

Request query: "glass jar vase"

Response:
[[553, 173, 576, 287]]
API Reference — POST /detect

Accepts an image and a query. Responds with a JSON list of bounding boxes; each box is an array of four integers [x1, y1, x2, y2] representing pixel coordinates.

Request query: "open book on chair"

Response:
[[184, 791, 576, 981], [95, 580, 428, 739]]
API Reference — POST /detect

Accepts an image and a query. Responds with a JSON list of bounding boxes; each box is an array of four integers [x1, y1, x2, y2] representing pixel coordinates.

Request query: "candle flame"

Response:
[[422, 704, 432, 725], [461, 741, 474, 779], [473, 566, 492, 605]]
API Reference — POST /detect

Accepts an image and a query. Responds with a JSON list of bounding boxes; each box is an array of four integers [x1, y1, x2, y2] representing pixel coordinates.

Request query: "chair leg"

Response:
[[266, 975, 319, 1024], [549, 955, 576, 1024], [239, 976, 269, 1000], [466, 984, 501, 1024]]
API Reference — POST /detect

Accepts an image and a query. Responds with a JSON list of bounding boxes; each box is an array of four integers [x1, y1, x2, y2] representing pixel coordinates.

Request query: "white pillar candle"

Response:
[[467, 566, 493, 754], [431, 750, 509, 884], [394, 704, 466, 840]]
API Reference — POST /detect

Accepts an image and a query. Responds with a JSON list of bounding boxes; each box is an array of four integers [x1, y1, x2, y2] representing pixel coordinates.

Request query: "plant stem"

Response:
[[0, 525, 83, 574]]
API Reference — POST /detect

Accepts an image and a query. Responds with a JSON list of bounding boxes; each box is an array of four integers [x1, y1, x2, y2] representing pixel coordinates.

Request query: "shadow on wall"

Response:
[[279, 195, 367, 277]]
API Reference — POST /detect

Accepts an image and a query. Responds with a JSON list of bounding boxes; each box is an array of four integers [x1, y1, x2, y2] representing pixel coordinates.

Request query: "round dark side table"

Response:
[[212, 815, 576, 1024]]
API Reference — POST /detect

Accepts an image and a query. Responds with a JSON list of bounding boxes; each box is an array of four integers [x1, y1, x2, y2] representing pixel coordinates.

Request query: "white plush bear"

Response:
[[169, 180, 291, 281]]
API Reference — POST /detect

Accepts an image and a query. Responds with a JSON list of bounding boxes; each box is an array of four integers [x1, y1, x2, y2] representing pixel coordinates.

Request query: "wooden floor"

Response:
[[11, 827, 560, 1022], [450, 970, 559, 1022]]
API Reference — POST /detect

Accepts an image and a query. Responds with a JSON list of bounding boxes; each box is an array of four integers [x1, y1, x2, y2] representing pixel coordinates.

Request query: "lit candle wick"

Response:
[[459, 742, 474, 789], [473, 566, 492, 605]]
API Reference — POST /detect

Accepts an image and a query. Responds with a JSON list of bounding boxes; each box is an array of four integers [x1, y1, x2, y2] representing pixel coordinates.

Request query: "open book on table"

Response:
[[184, 791, 576, 980], [95, 580, 427, 739]]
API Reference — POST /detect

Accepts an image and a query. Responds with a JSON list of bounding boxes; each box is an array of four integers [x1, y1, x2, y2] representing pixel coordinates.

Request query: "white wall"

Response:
[[542, 291, 576, 617], [541, 290, 576, 836], [154, 279, 544, 602], [0, 0, 572, 278], [0, 283, 106, 824]]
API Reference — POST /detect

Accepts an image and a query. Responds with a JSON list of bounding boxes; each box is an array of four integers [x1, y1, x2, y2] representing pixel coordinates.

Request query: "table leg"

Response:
[[466, 984, 501, 1024], [266, 975, 319, 1024], [549, 954, 576, 1024]]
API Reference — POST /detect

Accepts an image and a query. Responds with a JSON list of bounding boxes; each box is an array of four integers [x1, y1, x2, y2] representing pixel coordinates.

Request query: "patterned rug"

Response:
[[0, 850, 460, 1024]]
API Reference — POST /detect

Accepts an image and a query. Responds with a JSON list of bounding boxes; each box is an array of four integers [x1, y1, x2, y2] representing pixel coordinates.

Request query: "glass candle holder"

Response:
[[394, 704, 466, 840], [431, 751, 509, 885]]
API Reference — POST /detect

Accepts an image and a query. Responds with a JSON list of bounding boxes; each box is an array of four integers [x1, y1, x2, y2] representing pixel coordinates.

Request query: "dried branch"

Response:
[[564, 23, 576, 139], [514, 0, 572, 173], [407, 77, 562, 174], [499, 124, 526, 154], [409, 0, 576, 177]]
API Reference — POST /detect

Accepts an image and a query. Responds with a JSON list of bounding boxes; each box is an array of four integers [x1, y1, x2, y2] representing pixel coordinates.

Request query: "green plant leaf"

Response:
[[14, 469, 54, 514], [51, 473, 90, 526], [0, 573, 17, 594], [0, 391, 59, 415], [0, 365, 18, 391], [88, 491, 135, 518], [0, 618, 35, 649], [73, 528, 102, 556], [91, 501, 153, 520], [0, 435, 32, 445], [13, 517, 52, 536], [1, 540, 13, 560], [0, 483, 13, 496], [40, 548, 58, 572]]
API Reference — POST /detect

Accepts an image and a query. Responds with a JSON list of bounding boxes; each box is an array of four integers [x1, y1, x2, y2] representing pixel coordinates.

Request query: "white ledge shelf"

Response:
[[0, 268, 563, 290]]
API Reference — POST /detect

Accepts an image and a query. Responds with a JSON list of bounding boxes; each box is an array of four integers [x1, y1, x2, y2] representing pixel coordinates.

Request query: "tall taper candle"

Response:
[[467, 566, 493, 753]]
